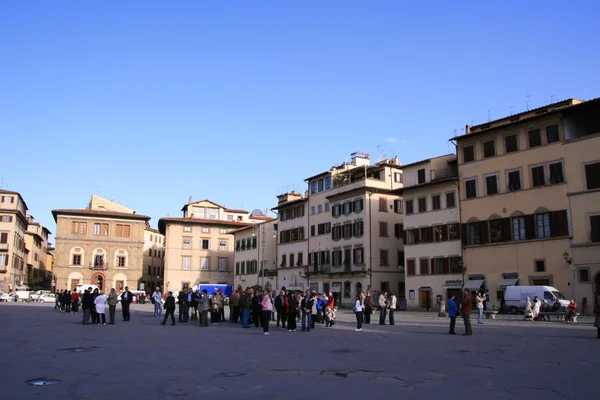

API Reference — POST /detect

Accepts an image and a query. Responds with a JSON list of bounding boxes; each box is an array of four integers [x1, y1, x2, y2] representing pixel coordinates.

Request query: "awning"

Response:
[[497, 278, 519, 288], [445, 283, 463, 289], [464, 279, 485, 291]]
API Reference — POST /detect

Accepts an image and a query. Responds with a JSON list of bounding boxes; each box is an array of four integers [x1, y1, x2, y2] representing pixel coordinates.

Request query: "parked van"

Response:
[[75, 284, 99, 294], [504, 286, 569, 314]]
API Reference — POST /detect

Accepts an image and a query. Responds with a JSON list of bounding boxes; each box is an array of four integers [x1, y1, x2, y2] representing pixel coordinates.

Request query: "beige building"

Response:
[[451, 98, 600, 309], [271, 192, 309, 292], [142, 227, 165, 292], [52, 195, 150, 292], [304, 152, 405, 306], [232, 219, 277, 291], [24, 215, 52, 289], [0, 189, 29, 291], [400, 154, 462, 310], [159, 199, 261, 292]]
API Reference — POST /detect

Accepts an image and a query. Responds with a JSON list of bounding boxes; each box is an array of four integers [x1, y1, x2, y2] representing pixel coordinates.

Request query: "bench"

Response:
[[483, 310, 498, 320], [538, 311, 580, 322]]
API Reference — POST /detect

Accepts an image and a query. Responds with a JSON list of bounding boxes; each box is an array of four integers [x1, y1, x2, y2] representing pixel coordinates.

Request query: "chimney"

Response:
[[188, 196, 192, 204], [465, 124, 472, 134]]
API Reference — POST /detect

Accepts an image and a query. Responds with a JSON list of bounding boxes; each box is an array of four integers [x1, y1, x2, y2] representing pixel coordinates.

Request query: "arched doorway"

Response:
[[90, 272, 105, 291]]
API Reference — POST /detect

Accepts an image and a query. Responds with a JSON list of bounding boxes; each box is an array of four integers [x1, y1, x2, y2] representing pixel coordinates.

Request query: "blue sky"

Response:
[[1, 1, 599, 238]]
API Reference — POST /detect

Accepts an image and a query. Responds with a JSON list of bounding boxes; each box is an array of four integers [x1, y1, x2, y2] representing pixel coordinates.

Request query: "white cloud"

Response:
[[384, 137, 398, 143]]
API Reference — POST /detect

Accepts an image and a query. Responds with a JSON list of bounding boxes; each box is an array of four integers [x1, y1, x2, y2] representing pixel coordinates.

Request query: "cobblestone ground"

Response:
[[0, 302, 597, 400]]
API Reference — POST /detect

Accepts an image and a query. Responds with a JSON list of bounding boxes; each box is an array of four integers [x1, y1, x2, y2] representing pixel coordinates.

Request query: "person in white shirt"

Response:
[[94, 291, 108, 325], [354, 295, 363, 331], [152, 288, 163, 318], [388, 293, 398, 325], [476, 292, 485, 324]]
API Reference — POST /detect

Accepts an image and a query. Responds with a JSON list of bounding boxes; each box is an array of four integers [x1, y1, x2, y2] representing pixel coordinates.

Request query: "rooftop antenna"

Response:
[[525, 94, 533, 110], [487, 109, 493, 122], [509, 106, 514, 115], [550, 95, 556, 103]]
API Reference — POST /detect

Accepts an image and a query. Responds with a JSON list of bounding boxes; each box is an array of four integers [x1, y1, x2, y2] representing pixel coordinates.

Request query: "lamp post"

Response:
[[564, 251, 576, 300]]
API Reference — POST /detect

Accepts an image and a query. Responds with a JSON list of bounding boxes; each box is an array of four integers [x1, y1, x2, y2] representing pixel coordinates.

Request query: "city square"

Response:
[[1, 302, 597, 400]]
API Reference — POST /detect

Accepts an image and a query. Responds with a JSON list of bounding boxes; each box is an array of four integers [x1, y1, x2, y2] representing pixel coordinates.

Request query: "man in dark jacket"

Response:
[[177, 290, 187, 323], [81, 287, 94, 325], [461, 289, 473, 336], [121, 286, 133, 321], [239, 289, 251, 328], [162, 291, 176, 326], [275, 290, 287, 329]]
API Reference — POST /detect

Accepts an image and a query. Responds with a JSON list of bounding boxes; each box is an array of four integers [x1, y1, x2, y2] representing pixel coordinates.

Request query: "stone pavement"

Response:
[[0, 302, 597, 400]]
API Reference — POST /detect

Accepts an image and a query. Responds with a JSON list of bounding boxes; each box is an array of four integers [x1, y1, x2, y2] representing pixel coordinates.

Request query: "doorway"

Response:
[[70, 279, 80, 291], [90, 272, 105, 291], [419, 289, 432, 310]]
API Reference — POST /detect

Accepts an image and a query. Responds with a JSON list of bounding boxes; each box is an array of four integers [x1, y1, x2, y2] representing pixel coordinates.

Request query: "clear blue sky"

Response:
[[1, 1, 599, 239]]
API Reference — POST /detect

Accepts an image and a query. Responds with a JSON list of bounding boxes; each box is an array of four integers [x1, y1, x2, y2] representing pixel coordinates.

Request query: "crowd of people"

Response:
[[55, 286, 135, 325]]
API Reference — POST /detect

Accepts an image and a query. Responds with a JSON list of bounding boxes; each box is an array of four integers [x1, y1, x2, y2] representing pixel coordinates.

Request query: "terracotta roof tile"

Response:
[[52, 209, 151, 222]]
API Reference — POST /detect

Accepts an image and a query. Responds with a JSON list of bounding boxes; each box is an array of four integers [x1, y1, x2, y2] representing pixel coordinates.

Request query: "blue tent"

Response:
[[199, 284, 233, 297]]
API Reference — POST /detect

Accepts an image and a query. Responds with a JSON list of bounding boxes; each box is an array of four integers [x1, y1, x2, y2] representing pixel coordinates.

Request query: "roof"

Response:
[[229, 219, 276, 234], [325, 186, 395, 200], [393, 176, 458, 194], [27, 222, 52, 236], [158, 217, 251, 234], [25, 230, 44, 242], [144, 226, 161, 234], [270, 197, 308, 211], [0, 189, 29, 211], [180, 199, 249, 214], [450, 97, 600, 141], [249, 215, 274, 221], [52, 209, 151, 222], [401, 153, 456, 169]]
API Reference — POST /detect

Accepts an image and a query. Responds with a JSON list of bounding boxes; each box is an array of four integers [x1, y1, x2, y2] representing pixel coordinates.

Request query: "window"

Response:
[[311, 206, 315, 215], [218, 258, 227, 272], [201, 239, 211, 250], [379, 221, 388, 237], [465, 178, 477, 199], [419, 258, 428, 275], [325, 176, 332, 190], [417, 169, 426, 184], [536, 213, 551, 238], [235, 262, 240, 275], [418, 197, 426, 213], [432, 195, 441, 210], [241, 261, 246, 274], [200, 257, 209, 270], [489, 218, 510, 242], [405, 229, 420, 245], [117, 256, 127, 267], [2, 195, 14, 203], [546, 124, 560, 143], [252, 236, 257, 249], [549, 162, 564, 184], [505, 134, 518, 153], [579, 268, 590, 282], [94, 223, 101, 235], [484, 174, 498, 196], [281, 254, 287, 267], [531, 165, 545, 187], [434, 225, 447, 241], [379, 249, 389, 266], [310, 225, 316, 236], [115, 224, 131, 237], [289, 253, 295, 268], [591, 215, 600, 242], [446, 192, 456, 208], [0, 232, 7, 243], [394, 172, 403, 183], [449, 257, 462, 273], [317, 205, 322, 214], [220, 228, 228, 234], [0, 254, 8, 267], [343, 223, 353, 239], [378, 198, 387, 212], [1, 216, 13, 222], [433, 258, 447, 274], [467, 222, 482, 245], [407, 259, 416, 276], [354, 221, 364, 237], [297, 252, 303, 266], [393, 199, 403, 213], [420, 226, 433, 243], [182, 257, 191, 271], [311, 181, 317, 194], [394, 223, 404, 239], [202, 227, 210, 233], [72, 254, 82, 265], [534, 260, 545, 272], [512, 217, 526, 241], [448, 223, 460, 240], [528, 129, 542, 148], [353, 247, 364, 265], [483, 140, 495, 158], [585, 162, 600, 190], [463, 145, 475, 163], [219, 240, 227, 251], [324, 203, 330, 212], [507, 170, 522, 192], [183, 226, 191, 232], [405, 200, 414, 214], [318, 179, 324, 192], [183, 238, 191, 249], [71, 221, 87, 235], [343, 202, 352, 214]]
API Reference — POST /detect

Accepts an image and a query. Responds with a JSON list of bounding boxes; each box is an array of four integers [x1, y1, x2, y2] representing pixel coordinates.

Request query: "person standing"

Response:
[[378, 292, 388, 325], [275, 290, 287, 329], [63, 290, 72, 313], [447, 294, 458, 335], [55, 290, 62, 310], [476, 291, 485, 324], [81, 287, 93, 325], [94, 290, 108, 325], [152, 288, 163, 318], [301, 290, 313, 332], [198, 289, 209, 327], [532, 296, 542, 321], [90, 288, 100, 324], [230, 289, 241, 323], [364, 292, 373, 324], [161, 291, 176, 326], [354, 294, 363, 331], [177, 290, 187, 323], [217, 289, 225, 323], [388, 293, 397, 325], [287, 292, 299, 331], [251, 291, 261, 327], [240, 289, 251, 328], [261, 289, 273, 336], [121, 286, 133, 321], [70, 291, 79, 313], [107, 288, 118, 325], [461, 289, 473, 336]]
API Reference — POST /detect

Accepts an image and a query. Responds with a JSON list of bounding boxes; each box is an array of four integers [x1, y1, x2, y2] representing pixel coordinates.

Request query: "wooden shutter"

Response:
[[430, 258, 436, 275], [480, 221, 489, 244], [461, 224, 469, 246], [501, 218, 512, 241], [551, 210, 569, 237], [443, 258, 450, 274], [524, 215, 536, 239]]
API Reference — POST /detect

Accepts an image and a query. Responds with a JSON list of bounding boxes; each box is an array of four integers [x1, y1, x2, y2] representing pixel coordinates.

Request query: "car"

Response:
[[0, 290, 12, 302], [37, 293, 56, 303], [30, 290, 51, 301]]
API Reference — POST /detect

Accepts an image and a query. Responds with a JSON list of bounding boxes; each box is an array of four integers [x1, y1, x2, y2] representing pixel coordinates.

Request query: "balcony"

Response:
[[0, 243, 8, 251], [430, 167, 458, 181], [329, 263, 367, 274], [89, 262, 109, 271], [307, 264, 331, 275], [261, 268, 277, 278]]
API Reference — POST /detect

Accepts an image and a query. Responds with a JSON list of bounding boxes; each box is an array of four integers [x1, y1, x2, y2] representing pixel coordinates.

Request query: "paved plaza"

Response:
[[0, 302, 597, 399]]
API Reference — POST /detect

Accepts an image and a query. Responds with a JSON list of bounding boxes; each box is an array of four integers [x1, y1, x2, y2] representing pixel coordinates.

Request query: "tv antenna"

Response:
[[487, 109, 493, 122], [550, 94, 556, 103], [525, 94, 533, 110], [509, 106, 514, 115]]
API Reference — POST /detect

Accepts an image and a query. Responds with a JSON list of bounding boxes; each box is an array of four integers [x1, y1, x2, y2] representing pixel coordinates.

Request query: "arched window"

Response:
[[115, 249, 128, 268], [69, 247, 84, 266], [92, 248, 107, 270]]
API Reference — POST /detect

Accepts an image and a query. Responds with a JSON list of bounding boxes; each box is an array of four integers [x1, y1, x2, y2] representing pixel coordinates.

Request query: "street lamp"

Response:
[[563, 251, 572, 264]]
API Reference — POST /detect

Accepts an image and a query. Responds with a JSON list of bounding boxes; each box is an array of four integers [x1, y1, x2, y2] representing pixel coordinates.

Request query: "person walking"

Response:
[[81, 287, 93, 325], [63, 290, 72, 313], [461, 289, 473, 336], [230, 289, 241, 323], [94, 290, 108, 325], [161, 291, 176, 326], [152, 288, 163, 318], [120, 286, 133, 321], [354, 294, 363, 331], [240, 289, 251, 328], [55, 290, 62, 310], [198, 289, 209, 327], [378, 292, 388, 325], [107, 288, 118, 324], [261, 289, 273, 336], [364, 292, 373, 324], [388, 293, 397, 325], [476, 291, 485, 324], [447, 294, 458, 334], [70, 291, 79, 313]]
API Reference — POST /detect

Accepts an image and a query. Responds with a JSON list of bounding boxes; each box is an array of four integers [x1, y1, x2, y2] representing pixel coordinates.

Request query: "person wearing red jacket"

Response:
[[70, 291, 80, 313], [461, 289, 473, 336]]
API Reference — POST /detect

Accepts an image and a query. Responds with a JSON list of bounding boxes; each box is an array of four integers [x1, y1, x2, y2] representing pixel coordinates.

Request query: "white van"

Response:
[[504, 286, 569, 314], [75, 284, 99, 294]]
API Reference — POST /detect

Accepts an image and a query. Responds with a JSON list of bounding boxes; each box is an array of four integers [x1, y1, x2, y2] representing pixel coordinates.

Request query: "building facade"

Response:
[[304, 152, 405, 306], [52, 195, 150, 292], [25, 215, 52, 289], [232, 219, 277, 291], [401, 155, 462, 310], [142, 227, 165, 292], [159, 199, 262, 292], [0, 189, 29, 292], [272, 192, 309, 293], [452, 99, 597, 309]]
